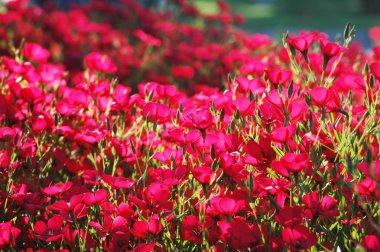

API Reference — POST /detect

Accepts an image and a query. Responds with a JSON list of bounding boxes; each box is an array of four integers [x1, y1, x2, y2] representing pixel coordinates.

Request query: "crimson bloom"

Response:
[[209, 196, 245, 216], [23, 43, 50, 63], [271, 124, 297, 142], [47, 194, 88, 220], [102, 175, 135, 190], [311, 87, 329, 106], [145, 182, 171, 207], [165, 128, 201, 145], [32, 112, 54, 132], [181, 215, 203, 244], [82, 189, 107, 205], [84, 52, 117, 73], [134, 29, 162, 47], [287, 34, 314, 53], [128, 243, 156, 252], [282, 153, 309, 172], [142, 102, 171, 124], [220, 153, 248, 182], [34, 216, 65, 242], [182, 107, 214, 130], [275, 206, 304, 227], [130, 216, 163, 238], [320, 39, 346, 69], [171, 66, 195, 80], [218, 217, 262, 251], [40, 181, 73, 196], [369, 26, 380, 43], [282, 225, 318, 250], [244, 137, 276, 169], [153, 149, 183, 164], [0, 221, 21, 248], [320, 40, 346, 59], [89, 215, 129, 238], [362, 235, 380, 252], [225, 97, 255, 116], [265, 69, 292, 86], [256, 177, 292, 208], [302, 192, 339, 218], [357, 177, 376, 196], [20, 87, 44, 104], [370, 62, 380, 80], [191, 166, 214, 184]]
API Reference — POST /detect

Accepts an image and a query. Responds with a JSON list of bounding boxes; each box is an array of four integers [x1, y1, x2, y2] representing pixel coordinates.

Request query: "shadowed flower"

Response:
[[34, 216, 65, 242], [282, 225, 317, 250]]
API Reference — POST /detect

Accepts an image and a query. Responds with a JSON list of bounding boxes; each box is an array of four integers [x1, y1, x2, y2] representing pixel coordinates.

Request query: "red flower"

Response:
[[165, 128, 201, 145], [171, 66, 195, 80], [319, 39, 347, 70], [224, 133, 244, 154], [84, 52, 117, 73], [89, 215, 129, 238], [191, 166, 214, 184], [0, 221, 21, 248], [357, 177, 376, 196], [153, 148, 183, 165], [182, 107, 214, 130], [370, 62, 380, 80], [142, 102, 171, 124], [220, 153, 248, 182], [181, 215, 202, 244], [369, 26, 380, 43], [256, 177, 292, 208], [275, 206, 304, 227], [362, 235, 380, 252], [302, 192, 339, 218], [23, 43, 50, 63], [245, 33, 272, 49], [270, 124, 296, 142], [20, 87, 44, 104], [131, 216, 162, 239], [209, 196, 245, 216], [145, 182, 171, 206], [265, 69, 292, 86], [282, 225, 317, 250], [281, 153, 309, 173], [111, 85, 131, 110], [34, 216, 65, 242], [239, 59, 265, 76], [102, 175, 135, 189], [225, 97, 255, 116], [83, 189, 107, 205], [320, 39, 346, 59], [127, 243, 156, 252], [244, 137, 276, 169], [40, 181, 73, 196], [134, 29, 162, 47], [287, 34, 314, 53], [311, 87, 328, 106], [236, 77, 266, 95], [219, 217, 262, 251], [32, 112, 54, 131], [47, 194, 88, 220]]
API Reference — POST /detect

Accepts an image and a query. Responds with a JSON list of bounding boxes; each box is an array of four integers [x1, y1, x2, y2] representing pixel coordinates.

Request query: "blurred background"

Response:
[[30, 0, 380, 48], [193, 0, 380, 48]]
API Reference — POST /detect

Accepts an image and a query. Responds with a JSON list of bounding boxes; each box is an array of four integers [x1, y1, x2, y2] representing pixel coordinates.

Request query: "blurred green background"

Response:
[[192, 0, 380, 47]]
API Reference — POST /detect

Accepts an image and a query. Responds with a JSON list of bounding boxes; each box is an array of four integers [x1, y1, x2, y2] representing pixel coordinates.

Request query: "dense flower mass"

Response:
[[0, 0, 379, 251]]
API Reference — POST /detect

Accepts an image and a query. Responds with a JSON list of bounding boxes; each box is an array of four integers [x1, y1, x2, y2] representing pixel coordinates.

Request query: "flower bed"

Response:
[[0, 0, 379, 251]]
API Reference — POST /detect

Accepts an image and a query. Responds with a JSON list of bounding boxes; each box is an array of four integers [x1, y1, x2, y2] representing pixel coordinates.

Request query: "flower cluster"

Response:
[[0, 1, 379, 251], [0, 0, 251, 93]]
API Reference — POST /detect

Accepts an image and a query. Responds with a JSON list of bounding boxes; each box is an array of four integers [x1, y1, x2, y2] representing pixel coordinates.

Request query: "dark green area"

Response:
[[193, 0, 380, 31]]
